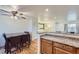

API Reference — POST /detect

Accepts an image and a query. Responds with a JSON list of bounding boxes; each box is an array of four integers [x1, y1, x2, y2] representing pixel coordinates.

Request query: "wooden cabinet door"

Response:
[[41, 42, 46, 53], [40, 38, 52, 54], [44, 43, 52, 54], [53, 47, 71, 54]]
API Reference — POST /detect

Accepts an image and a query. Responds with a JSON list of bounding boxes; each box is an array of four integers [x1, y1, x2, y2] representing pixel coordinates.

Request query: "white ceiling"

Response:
[[18, 5, 79, 14], [1, 5, 79, 19], [18, 5, 79, 19]]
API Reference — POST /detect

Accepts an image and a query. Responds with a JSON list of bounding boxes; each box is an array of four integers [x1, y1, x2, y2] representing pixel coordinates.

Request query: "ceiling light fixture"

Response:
[[14, 16, 18, 19], [11, 16, 14, 19], [54, 17, 56, 19], [11, 15, 17, 19], [45, 8, 48, 12]]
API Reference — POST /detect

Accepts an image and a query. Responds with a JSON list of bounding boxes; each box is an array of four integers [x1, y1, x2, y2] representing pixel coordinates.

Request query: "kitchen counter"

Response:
[[41, 33, 79, 48], [41, 32, 79, 39]]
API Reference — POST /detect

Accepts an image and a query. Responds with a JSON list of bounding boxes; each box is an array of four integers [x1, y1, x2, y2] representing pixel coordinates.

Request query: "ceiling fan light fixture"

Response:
[[11, 15, 17, 19], [14, 16, 18, 19], [21, 17, 26, 19], [11, 16, 14, 19], [0, 6, 26, 20], [12, 11, 18, 16], [20, 13, 23, 15]]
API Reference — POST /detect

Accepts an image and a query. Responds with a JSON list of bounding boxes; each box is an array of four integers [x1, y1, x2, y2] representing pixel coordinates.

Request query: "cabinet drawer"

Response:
[[53, 47, 71, 54], [64, 45, 76, 53], [41, 38, 52, 44], [53, 42, 64, 49], [53, 42, 75, 53]]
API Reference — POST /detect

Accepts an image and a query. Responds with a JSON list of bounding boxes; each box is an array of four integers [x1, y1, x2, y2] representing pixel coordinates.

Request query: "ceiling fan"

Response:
[[0, 6, 28, 19]]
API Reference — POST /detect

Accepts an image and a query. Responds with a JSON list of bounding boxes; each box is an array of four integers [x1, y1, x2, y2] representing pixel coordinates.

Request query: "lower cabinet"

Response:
[[53, 42, 76, 54], [40, 38, 53, 54], [40, 38, 79, 54]]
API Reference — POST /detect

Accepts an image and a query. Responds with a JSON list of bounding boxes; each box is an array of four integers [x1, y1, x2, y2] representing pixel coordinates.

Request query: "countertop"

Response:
[[41, 33, 79, 48], [40, 32, 79, 39]]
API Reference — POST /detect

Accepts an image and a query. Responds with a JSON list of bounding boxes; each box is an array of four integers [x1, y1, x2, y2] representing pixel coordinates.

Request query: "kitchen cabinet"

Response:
[[40, 38, 79, 54], [40, 38, 53, 54], [53, 42, 76, 54]]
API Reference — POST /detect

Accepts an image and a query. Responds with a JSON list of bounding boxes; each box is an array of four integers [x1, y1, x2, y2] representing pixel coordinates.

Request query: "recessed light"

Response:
[[54, 17, 56, 19], [45, 8, 48, 12]]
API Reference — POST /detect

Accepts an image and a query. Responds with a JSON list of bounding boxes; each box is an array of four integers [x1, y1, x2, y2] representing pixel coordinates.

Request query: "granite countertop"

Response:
[[41, 35, 79, 48], [41, 32, 79, 39]]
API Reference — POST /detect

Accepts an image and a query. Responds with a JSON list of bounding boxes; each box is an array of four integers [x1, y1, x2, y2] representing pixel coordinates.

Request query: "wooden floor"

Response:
[[16, 39, 38, 54]]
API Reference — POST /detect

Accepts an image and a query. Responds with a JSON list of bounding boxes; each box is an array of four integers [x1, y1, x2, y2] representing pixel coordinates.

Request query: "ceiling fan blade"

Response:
[[21, 16, 26, 19], [0, 13, 12, 16], [0, 9, 10, 13], [16, 16, 26, 20], [15, 14, 26, 19]]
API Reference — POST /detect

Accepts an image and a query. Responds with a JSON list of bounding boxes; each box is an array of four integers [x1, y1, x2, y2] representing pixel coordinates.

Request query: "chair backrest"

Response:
[[9, 36, 21, 47], [3, 33, 7, 40], [21, 35, 28, 43], [24, 31, 29, 34], [23, 32, 31, 40]]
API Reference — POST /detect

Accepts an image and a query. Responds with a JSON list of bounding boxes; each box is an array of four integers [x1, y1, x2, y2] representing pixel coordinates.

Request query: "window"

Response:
[[67, 11, 77, 21], [68, 24, 76, 33]]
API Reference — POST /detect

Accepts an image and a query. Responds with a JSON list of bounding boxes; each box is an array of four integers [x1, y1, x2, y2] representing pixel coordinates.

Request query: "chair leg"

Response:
[[5, 50, 8, 54], [5, 49, 10, 54]]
